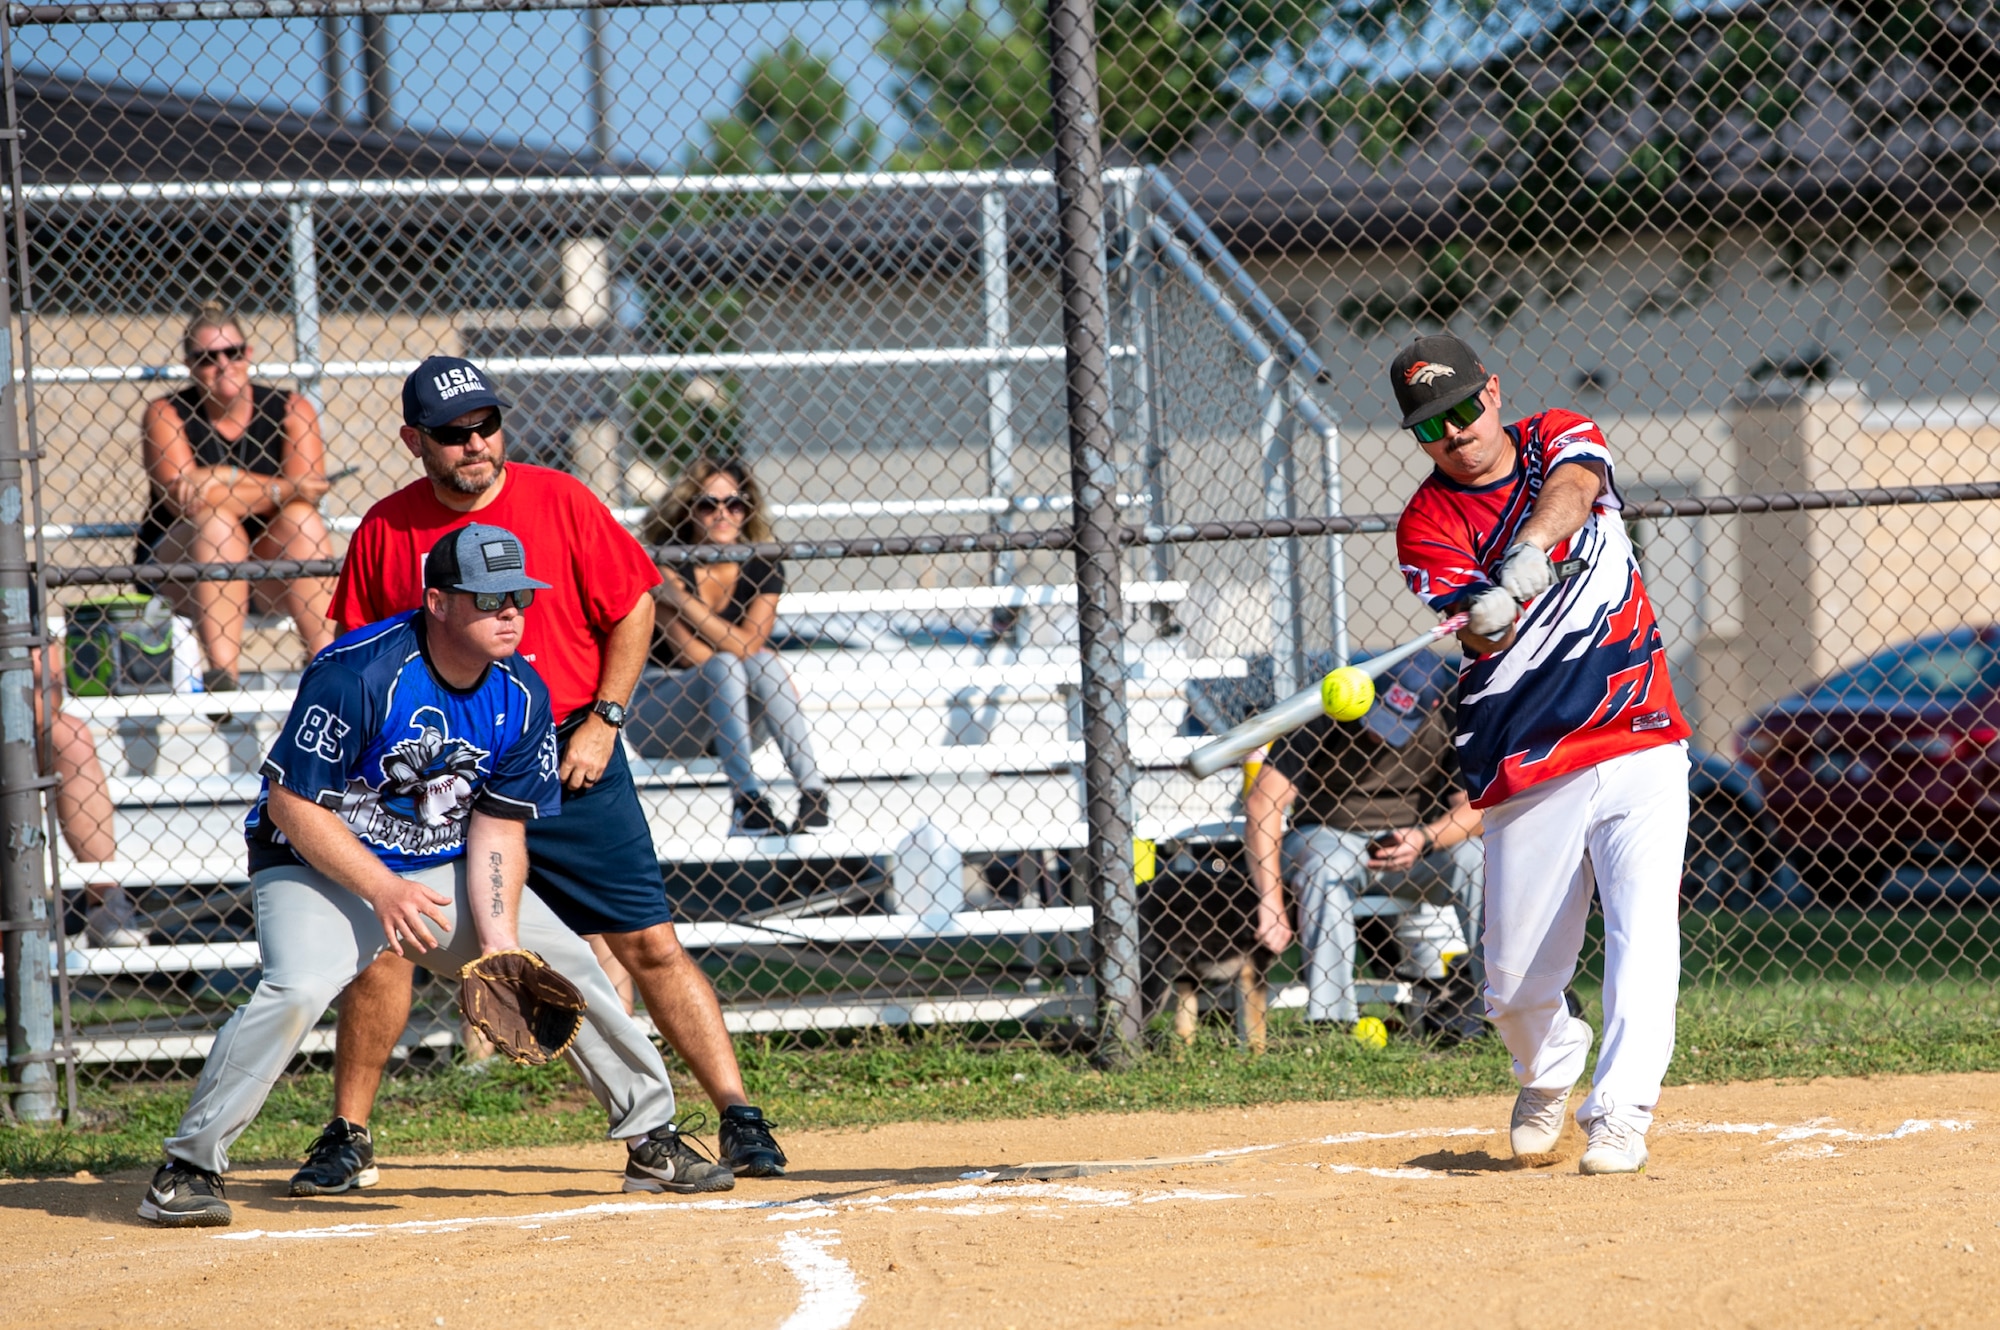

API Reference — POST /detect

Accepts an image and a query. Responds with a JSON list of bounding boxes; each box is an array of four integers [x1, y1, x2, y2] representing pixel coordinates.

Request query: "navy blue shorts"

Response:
[[526, 740, 675, 935]]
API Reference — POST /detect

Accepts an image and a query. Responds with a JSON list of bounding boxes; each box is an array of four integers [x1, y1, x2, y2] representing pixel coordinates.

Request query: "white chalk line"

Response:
[[775, 1230, 864, 1330], [212, 1180, 1244, 1243], [211, 1122, 1511, 1245], [1655, 1117, 1973, 1158]]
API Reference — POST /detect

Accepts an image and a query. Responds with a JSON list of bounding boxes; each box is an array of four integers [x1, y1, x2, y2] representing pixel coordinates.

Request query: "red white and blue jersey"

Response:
[[1395, 408, 1689, 809]]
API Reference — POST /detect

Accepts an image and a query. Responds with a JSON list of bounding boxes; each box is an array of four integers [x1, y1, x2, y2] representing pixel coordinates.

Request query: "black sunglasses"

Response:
[[1410, 394, 1487, 445], [467, 588, 534, 612], [425, 411, 504, 448], [189, 344, 249, 369], [693, 494, 751, 519]]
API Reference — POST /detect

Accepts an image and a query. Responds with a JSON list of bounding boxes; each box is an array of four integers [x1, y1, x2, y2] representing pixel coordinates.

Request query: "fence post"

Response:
[[0, 5, 52, 1121], [1047, 0, 1143, 1061]]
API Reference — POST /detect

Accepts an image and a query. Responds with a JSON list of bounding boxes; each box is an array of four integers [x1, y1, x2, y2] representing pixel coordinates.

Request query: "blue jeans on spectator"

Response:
[[1282, 824, 1485, 1024], [627, 652, 825, 799]]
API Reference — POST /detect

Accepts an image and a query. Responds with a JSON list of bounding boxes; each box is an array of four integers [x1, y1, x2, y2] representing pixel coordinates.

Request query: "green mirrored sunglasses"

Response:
[[1410, 394, 1487, 444]]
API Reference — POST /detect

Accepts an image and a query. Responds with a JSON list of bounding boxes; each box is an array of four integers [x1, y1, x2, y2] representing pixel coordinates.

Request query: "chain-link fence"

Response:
[[4, 0, 2000, 1112]]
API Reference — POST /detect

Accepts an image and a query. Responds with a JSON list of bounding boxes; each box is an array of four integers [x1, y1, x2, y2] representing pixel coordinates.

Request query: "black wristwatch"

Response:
[[591, 699, 628, 729]]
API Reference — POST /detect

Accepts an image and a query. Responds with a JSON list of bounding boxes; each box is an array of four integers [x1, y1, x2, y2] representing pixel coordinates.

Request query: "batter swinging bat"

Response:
[[1185, 557, 1587, 779]]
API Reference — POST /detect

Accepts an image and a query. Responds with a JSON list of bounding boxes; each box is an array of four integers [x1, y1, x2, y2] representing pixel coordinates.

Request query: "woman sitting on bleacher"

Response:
[[138, 303, 337, 691], [628, 459, 830, 838]]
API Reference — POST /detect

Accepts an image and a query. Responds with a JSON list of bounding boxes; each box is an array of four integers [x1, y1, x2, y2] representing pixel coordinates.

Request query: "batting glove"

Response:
[[1496, 541, 1556, 602], [1465, 586, 1519, 638]]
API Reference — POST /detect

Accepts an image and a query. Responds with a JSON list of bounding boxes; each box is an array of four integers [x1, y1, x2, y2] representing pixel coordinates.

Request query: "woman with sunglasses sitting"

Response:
[[629, 459, 830, 837], [138, 303, 336, 691]]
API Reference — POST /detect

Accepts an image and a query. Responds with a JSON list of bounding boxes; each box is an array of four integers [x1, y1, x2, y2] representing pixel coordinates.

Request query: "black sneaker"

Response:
[[795, 787, 833, 832], [288, 1117, 380, 1197], [729, 793, 787, 837], [719, 1104, 789, 1178], [623, 1119, 737, 1194], [137, 1158, 232, 1228]]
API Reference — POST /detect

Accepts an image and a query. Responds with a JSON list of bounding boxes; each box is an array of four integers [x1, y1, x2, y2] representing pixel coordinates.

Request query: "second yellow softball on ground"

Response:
[[1320, 666, 1375, 722], [1352, 1016, 1389, 1051]]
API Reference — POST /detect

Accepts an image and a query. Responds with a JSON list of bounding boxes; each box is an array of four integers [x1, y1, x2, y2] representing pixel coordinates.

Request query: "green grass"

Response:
[[8, 1002, 2000, 1179], [11, 905, 2000, 1178]]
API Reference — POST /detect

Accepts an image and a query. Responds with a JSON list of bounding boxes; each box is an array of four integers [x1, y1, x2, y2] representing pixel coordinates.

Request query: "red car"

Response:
[[1735, 626, 2000, 900]]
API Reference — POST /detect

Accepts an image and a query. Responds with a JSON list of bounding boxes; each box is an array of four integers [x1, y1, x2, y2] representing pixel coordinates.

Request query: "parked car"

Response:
[[1735, 625, 2000, 899]]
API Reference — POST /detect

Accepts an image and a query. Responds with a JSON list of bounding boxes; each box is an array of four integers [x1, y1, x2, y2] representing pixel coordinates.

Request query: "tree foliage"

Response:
[[874, 0, 1230, 166], [693, 39, 880, 175]]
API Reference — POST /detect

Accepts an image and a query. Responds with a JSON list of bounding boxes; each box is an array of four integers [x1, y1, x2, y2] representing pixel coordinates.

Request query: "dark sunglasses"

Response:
[[693, 494, 751, 519], [467, 588, 534, 612], [189, 344, 249, 369], [1410, 394, 1487, 445], [424, 411, 504, 448]]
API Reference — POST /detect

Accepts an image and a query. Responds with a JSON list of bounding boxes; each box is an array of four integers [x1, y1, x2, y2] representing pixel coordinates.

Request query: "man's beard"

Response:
[[425, 448, 503, 496]]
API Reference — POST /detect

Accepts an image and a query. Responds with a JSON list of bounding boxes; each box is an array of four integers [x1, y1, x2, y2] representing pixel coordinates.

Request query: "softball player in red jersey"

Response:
[[1390, 333, 1690, 1175]]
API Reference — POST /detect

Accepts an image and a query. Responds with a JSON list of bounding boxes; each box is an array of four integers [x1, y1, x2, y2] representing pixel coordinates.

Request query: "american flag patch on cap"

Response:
[[480, 539, 524, 572]]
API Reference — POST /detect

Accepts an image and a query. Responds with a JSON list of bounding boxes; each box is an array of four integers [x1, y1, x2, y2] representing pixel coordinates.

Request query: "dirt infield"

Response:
[[5, 1071, 1996, 1329]]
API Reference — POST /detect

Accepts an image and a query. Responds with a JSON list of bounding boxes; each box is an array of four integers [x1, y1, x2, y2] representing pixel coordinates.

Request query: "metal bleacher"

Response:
[[45, 577, 1276, 1060]]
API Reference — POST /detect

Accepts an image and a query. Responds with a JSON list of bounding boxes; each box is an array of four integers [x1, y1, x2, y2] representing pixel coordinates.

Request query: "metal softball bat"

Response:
[[1185, 614, 1468, 778], [1184, 556, 1589, 779]]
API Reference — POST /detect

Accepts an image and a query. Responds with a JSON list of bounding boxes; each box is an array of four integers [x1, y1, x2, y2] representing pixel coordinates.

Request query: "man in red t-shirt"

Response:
[[296, 357, 786, 1195]]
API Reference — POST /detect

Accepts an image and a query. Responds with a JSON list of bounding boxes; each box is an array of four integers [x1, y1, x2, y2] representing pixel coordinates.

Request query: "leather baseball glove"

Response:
[[457, 949, 588, 1065]]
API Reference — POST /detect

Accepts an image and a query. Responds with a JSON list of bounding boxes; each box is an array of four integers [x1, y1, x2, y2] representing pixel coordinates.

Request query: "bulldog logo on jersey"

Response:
[[335, 707, 491, 857], [1404, 361, 1456, 386]]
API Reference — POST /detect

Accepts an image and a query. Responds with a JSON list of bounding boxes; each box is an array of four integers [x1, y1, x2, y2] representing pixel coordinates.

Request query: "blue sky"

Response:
[[17, 2, 901, 167]]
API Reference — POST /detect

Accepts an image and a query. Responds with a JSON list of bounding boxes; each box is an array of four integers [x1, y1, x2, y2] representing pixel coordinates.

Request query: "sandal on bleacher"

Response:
[[729, 792, 788, 837]]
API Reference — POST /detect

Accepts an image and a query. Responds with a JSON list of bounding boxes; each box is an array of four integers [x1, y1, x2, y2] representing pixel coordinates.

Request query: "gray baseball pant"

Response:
[[165, 859, 678, 1174], [1282, 825, 1485, 1024]]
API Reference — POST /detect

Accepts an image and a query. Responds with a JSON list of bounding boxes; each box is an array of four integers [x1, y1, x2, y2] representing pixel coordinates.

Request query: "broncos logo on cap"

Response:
[[1404, 361, 1456, 386]]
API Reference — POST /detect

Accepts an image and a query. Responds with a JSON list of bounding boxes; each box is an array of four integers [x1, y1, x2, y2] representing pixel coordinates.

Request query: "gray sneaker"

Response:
[[138, 1158, 232, 1227], [84, 888, 146, 948], [623, 1121, 737, 1194]]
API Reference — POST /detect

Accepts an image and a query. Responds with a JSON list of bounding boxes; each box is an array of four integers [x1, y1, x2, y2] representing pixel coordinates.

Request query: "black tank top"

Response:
[[137, 383, 294, 558]]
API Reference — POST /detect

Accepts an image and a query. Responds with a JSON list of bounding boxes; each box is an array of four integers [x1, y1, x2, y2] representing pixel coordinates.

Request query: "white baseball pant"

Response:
[[1480, 741, 1688, 1133], [166, 860, 679, 1174]]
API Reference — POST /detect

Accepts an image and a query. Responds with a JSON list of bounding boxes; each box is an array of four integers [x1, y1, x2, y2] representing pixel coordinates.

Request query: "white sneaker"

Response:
[[1510, 1083, 1575, 1157], [1579, 1112, 1649, 1174]]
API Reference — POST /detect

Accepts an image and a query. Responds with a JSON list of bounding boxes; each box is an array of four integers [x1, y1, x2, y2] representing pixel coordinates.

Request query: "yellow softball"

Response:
[[1320, 666, 1375, 722], [1352, 1016, 1389, 1051]]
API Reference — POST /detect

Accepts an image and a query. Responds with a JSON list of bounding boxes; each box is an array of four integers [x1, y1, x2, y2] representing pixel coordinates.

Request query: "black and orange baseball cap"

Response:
[[1389, 333, 1487, 429]]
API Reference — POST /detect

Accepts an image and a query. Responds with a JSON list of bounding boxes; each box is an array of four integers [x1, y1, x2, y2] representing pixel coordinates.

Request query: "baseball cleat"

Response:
[[138, 1157, 232, 1227], [623, 1120, 737, 1194], [288, 1116, 381, 1196], [1579, 1113, 1649, 1174], [719, 1104, 789, 1178], [1509, 1082, 1576, 1157]]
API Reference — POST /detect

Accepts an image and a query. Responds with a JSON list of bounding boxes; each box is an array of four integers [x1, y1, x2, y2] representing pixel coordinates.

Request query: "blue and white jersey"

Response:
[[245, 610, 562, 875]]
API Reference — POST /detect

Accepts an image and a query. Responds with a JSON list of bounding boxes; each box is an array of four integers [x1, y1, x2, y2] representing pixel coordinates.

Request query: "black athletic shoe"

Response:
[[288, 1117, 380, 1197], [138, 1158, 232, 1228], [719, 1104, 789, 1178], [795, 787, 833, 832], [729, 793, 787, 837], [623, 1119, 737, 1194]]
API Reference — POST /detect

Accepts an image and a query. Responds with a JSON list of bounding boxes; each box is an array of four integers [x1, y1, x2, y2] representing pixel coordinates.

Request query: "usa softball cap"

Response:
[[403, 354, 512, 430], [1389, 334, 1486, 429]]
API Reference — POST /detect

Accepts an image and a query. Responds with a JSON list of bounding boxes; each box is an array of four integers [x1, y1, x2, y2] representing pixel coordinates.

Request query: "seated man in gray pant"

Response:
[[1245, 651, 1485, 1040], [139, 524, 734, 1228]]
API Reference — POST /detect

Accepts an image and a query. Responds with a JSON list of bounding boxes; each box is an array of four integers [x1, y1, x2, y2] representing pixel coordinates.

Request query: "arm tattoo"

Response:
[[488, 850, 504, 918]]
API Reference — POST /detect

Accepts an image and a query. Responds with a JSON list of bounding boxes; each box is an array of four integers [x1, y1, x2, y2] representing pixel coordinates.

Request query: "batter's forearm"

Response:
[[1515, 464, 1603, 552]]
